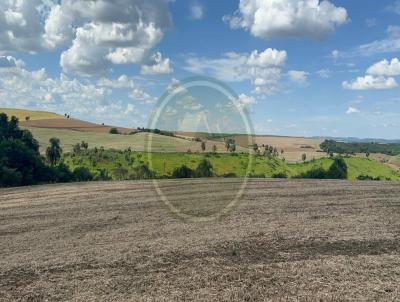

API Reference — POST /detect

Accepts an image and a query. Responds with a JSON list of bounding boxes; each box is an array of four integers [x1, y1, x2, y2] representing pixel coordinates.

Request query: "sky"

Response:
[[0, 0, 400, 139]]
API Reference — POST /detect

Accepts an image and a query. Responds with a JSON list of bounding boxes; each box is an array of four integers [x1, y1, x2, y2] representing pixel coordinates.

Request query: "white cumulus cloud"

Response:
[[342, 75, 398, 90], [346, 106, 360, 114], [184, 48, 287, 93], [223, 0, 347, 40], [367, 58, 400, 76]]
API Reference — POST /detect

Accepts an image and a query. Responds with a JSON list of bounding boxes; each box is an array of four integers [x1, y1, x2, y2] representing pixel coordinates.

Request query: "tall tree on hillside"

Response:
[[201, 141, 206, 152], [302, 153, 307, 162], [46, 138, 62, 166]]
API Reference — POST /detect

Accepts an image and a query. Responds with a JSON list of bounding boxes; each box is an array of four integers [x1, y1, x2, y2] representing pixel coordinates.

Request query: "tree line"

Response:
[[320, 139, 400, 156]]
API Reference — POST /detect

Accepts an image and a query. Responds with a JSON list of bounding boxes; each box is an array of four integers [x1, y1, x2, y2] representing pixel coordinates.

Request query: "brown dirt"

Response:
[[20, 118, 135, 134], [1, 179, 400, 301]]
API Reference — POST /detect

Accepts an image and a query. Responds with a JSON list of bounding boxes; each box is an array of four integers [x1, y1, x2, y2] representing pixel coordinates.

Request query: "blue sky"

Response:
[[1, 0, 400, 138]]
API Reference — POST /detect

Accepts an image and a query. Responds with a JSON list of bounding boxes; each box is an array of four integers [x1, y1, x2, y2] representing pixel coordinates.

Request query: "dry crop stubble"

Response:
[[1, 179, 400, 301]]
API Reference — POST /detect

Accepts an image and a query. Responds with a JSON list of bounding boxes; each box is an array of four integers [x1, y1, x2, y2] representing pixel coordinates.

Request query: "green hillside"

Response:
[[63, 150, 400, 181]]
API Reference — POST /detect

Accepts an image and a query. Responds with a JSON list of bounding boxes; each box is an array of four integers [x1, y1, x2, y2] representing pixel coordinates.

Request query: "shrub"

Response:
[[357, 174, 381, 181], [73, 167, 93, 182], [95, 168, 112, 181], [132, 164, 155, 179], [248, 173, 265, 178], [296, 167, 328, 179], [272, 171, 288, 179], [109, 127, 119, 134], [222, 172, 237, 178], [172, 165, 194, 178], [327, 157, 348, 179], [195, 159, 213, 177]]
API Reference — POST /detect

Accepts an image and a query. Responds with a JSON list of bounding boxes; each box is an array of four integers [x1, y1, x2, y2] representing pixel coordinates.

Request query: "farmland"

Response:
[[1, 179, 400, 301], [63, 150, 400, 180]]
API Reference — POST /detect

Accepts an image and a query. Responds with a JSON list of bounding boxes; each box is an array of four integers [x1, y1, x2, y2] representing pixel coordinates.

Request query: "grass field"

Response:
[[0, 108, 64, 120], [64, 150, 400, 180], [26, 127, 249, 154], [1, 179, 400, 301]]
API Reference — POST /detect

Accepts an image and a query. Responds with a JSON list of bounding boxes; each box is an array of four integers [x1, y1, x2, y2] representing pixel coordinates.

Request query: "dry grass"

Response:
[[0, 108, 64, 121], [1, 179, 400, 301]]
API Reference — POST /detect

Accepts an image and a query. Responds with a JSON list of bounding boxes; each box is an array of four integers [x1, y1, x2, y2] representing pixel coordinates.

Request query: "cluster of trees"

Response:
[[252, 143, 283, 158], [224, 138, 236, 152], [136, 127, 175, 137], [296, 157, 348, 179], [0, 113, 94, 187], [171, 159, 214, 178], [320, 139, 400, 156]]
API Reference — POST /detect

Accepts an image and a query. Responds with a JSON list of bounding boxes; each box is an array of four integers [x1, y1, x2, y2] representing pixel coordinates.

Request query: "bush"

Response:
[[172, 165, 194, 178], [357, 174, 381, 181], [272, 171, 288, 179], [94, 168, 112, 181], [73, 167, 93, 182], [248, 173, 265, 178], [195, 159, 213, 177], [109, 127, 119, 134], [296, 167, 328, 179], [222, 172, 237, 178], [327, 157, 348, 179], [132, 164, 155, 179], [53, 163, 74, 183]]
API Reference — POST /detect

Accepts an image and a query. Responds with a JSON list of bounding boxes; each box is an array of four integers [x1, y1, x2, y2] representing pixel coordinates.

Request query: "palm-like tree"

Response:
[[46, 137, 62, 166]]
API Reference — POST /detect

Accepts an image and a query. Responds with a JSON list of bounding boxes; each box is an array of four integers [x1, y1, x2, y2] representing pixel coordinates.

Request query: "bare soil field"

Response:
[[20, 118, 134, 134], [1, 179, 400, 301]]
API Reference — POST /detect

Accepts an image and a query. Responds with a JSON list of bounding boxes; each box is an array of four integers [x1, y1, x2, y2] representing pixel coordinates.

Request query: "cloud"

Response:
[[0, 56, 17, 68], [343, 27, 400, 58], [0, 58, 155, 123], [385, 1, 400, 15], [342, 75, 398, 90], [0, 0, 47, 53], [387, 25, 400, 38], [189, 2, 204, 20], [97, 75, 135, 89], [288, 70, 308, 84], [140, 52, 173, 75], [223, 0, 347, 40], [331, 49, 340, 60], [346, 106, 360, 114], [317, 69, 332, 78], [247, 49, 287, 67], [184, 48, 287, 93], [0, 0, 172, 76], [235, 93, 257, 109], [367, 58, 400, 76]]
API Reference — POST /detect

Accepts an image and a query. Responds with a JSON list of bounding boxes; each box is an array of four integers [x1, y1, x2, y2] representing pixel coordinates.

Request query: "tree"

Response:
[[46, 138, 62, 166], [73, 167, 93, 182], [81, 141, 89, 150], [212, 145, 217, 153], [328, 157, 348, 179], [302, 153, 307, 162], [25, 116, 30, 122], [253, 144, 259, 153], [195, 158, 213, 177], [366, 151, 370, 158], [73, 143, 81, 155], [172, 165, 194, 178], [109, 127, 119, 134], [201, 141, 206, 152], [0, 113, 53, 187]]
